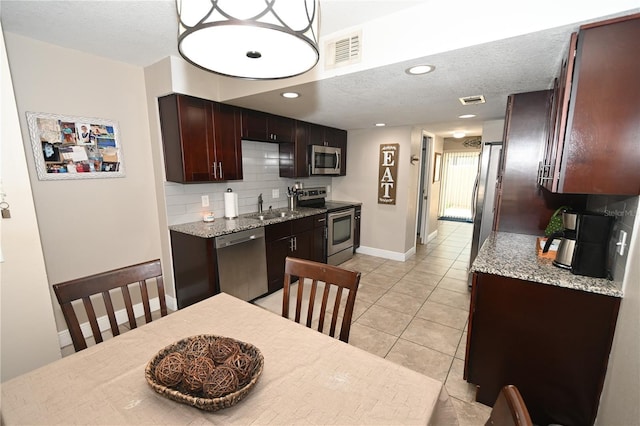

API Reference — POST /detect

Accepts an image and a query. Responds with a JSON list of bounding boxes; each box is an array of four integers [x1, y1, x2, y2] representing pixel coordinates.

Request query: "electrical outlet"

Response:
[[616, 230, 628, 256], [272, 189, 279, 198], [201, 195, 209, 207]]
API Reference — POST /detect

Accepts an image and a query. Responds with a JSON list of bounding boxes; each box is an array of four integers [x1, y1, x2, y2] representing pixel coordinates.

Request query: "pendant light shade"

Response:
[[176, 0, 319, 80]]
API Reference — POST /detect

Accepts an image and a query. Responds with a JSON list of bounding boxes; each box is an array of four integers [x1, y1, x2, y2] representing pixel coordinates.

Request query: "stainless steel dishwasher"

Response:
[[214, 227, 268, 301]]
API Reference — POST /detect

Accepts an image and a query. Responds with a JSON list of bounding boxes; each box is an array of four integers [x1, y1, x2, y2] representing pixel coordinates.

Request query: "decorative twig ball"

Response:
[[224, 352, 254, 385], [203, 366, 239, 398], [155, 352, 185, 387], [209, 337, 240, 364], [182, 356, 216, 393], [183, 336, 212, 361]]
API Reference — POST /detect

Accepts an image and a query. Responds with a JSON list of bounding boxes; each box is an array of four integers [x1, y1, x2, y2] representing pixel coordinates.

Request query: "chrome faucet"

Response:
[[258, 193, 263, 213]]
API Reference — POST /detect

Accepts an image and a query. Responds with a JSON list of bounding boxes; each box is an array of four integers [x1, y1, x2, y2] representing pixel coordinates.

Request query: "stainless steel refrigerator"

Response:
[[468, 141, 503, 285]]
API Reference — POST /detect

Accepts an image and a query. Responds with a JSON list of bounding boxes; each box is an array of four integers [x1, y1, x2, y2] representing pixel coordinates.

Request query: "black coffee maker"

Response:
[[572, 212, 614, 278], [544, 211, 614, 278]]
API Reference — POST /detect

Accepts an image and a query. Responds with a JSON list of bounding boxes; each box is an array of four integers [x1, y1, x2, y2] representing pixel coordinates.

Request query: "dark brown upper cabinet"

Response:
[[241, 108, 295, 143], [158, 94, 242, 183], [279, 120, 348, 178], [540, 14, 640, 195]]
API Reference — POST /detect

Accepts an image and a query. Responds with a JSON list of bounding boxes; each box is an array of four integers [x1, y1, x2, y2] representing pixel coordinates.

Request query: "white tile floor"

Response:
[[255, 219, 491, 425]]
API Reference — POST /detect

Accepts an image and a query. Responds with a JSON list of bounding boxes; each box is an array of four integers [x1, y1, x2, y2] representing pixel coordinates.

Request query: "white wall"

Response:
[[4, 33, 162, 330], [332, 126, 417, 260], [0, 25, 60, 382]]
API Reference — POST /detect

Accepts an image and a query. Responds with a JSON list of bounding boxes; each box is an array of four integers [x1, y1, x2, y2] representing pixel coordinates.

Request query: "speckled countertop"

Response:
[[471, 232, 623, 298], [169, 206, 327, 238]]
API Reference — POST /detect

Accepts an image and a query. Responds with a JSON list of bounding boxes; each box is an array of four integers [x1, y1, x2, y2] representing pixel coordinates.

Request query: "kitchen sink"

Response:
[[247, 211, 291, 221]]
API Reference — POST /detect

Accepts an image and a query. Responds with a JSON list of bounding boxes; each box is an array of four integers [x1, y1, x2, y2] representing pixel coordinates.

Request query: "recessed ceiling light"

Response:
[[375, 123, 386, 127], [458, 114, 476, 119], [453, 131, 466, 139], [281, 92, 300, 99], [405, 65, 435, 75]]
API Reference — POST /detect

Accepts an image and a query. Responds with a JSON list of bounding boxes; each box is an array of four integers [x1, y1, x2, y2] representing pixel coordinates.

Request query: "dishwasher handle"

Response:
[[215, 228, 265, 249]]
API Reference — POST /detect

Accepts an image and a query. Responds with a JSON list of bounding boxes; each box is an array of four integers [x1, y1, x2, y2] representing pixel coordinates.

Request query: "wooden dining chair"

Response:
[[53, 259, 168, 352], [282, 256, 361, 343], [485, 385, 533, 426]]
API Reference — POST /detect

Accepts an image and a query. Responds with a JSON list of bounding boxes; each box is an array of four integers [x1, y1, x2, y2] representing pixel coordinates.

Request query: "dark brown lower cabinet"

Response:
[[169, 230, 218, 309], [265, 216, 314, 293], [311, 214, 327, 263], [465, 273, 620, 426]]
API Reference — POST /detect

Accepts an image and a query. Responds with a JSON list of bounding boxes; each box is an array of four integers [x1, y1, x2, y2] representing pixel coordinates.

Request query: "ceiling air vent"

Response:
[[325, 30, 362, 69], [459, 95, 486, 105]]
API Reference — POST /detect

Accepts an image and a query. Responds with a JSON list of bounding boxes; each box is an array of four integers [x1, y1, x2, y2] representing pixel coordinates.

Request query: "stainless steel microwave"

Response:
[[310, 145, 341, 175]]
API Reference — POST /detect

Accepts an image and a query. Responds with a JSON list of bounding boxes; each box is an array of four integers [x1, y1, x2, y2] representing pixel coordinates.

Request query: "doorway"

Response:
[[437, 151, 479, 221]]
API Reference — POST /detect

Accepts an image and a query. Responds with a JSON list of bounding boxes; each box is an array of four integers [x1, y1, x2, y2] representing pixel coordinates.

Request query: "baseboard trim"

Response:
[[57, 295, 178, 349], [356, 245, 416, 262]]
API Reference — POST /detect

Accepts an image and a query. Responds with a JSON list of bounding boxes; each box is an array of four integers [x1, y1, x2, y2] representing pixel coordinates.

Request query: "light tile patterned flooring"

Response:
[[256, 220, 491, 425]]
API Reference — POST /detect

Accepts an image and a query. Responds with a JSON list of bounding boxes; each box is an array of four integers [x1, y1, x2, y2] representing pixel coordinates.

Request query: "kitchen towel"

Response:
[[224, 190, 238, 219]]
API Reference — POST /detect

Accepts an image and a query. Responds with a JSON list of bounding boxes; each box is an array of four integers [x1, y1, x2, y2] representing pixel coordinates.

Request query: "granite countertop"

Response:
[[169, 206, 327, 239], [471, 232, 623, 298]]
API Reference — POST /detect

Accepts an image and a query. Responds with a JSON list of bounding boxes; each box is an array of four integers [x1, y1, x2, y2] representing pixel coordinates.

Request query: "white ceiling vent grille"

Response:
[[325, 31, 362, 69], [459, 95, 486, 105]]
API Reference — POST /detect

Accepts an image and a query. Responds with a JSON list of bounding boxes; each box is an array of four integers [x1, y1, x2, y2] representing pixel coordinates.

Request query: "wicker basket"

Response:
[[145, 334, 264, 411]]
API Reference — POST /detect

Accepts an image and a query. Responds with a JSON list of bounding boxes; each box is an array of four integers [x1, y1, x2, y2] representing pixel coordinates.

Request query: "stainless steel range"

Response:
[[298, 187, 356, 266]]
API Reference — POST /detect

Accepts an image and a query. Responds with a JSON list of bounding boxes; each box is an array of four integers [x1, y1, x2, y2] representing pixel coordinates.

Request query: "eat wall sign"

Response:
[[378, 143, 399, 205]]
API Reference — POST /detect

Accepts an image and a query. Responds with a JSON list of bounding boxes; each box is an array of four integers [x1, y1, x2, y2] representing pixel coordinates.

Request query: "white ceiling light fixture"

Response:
[[281, 92, 300, 99], [375, 123, 386, 127], [176, 0, 319, 80], [453, 131, 466, 138], [458, 114, 476, 119], [405, 65, 435, 75]]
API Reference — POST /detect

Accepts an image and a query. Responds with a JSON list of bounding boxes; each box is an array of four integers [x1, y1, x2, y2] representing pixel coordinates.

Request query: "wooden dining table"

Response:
[[1, 293, 447, 425]]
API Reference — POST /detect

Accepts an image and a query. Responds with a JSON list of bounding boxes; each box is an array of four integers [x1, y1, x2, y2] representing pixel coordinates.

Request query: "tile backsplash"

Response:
[[165, 140, 331, 225], [587, 194, 638, 291]]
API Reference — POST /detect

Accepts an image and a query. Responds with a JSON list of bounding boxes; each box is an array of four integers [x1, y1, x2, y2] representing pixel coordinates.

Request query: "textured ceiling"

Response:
[[1, 1, 637, 136]]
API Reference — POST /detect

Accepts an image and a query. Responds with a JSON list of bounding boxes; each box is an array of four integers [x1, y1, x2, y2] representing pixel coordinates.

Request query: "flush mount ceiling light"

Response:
[[405, 64, 435, 75], [452, 131, 466, 139], [281, 92, 300, 98], [176, 0, 319, 80], [375, 123, 386, 127], [458, 114, 476, 119]]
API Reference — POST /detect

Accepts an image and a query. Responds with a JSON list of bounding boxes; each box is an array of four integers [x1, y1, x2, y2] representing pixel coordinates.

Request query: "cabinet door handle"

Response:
[[294, 236, 297, 251], [289, 237, 295, 252], [218, 162, 223, 180], [212, 162, 217, 179]]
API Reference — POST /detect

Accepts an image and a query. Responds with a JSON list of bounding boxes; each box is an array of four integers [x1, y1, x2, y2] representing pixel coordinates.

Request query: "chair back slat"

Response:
[[53, 259, 167, 352], [82, 297, 102, 345], [316, 283, 329, 334], [60, 303, 86, 351], [156, 276, 168, 316], [120, 285, 137, 329], [282, 257, 361, 343], [101, 291, 120, 337], [329, 286, 344, 338], [303, 279, 316, 327], [139, 280, 152, 323]]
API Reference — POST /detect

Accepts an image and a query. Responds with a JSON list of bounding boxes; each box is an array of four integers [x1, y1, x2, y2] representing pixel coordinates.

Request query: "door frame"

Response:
[[416, 132, 435, 245]]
